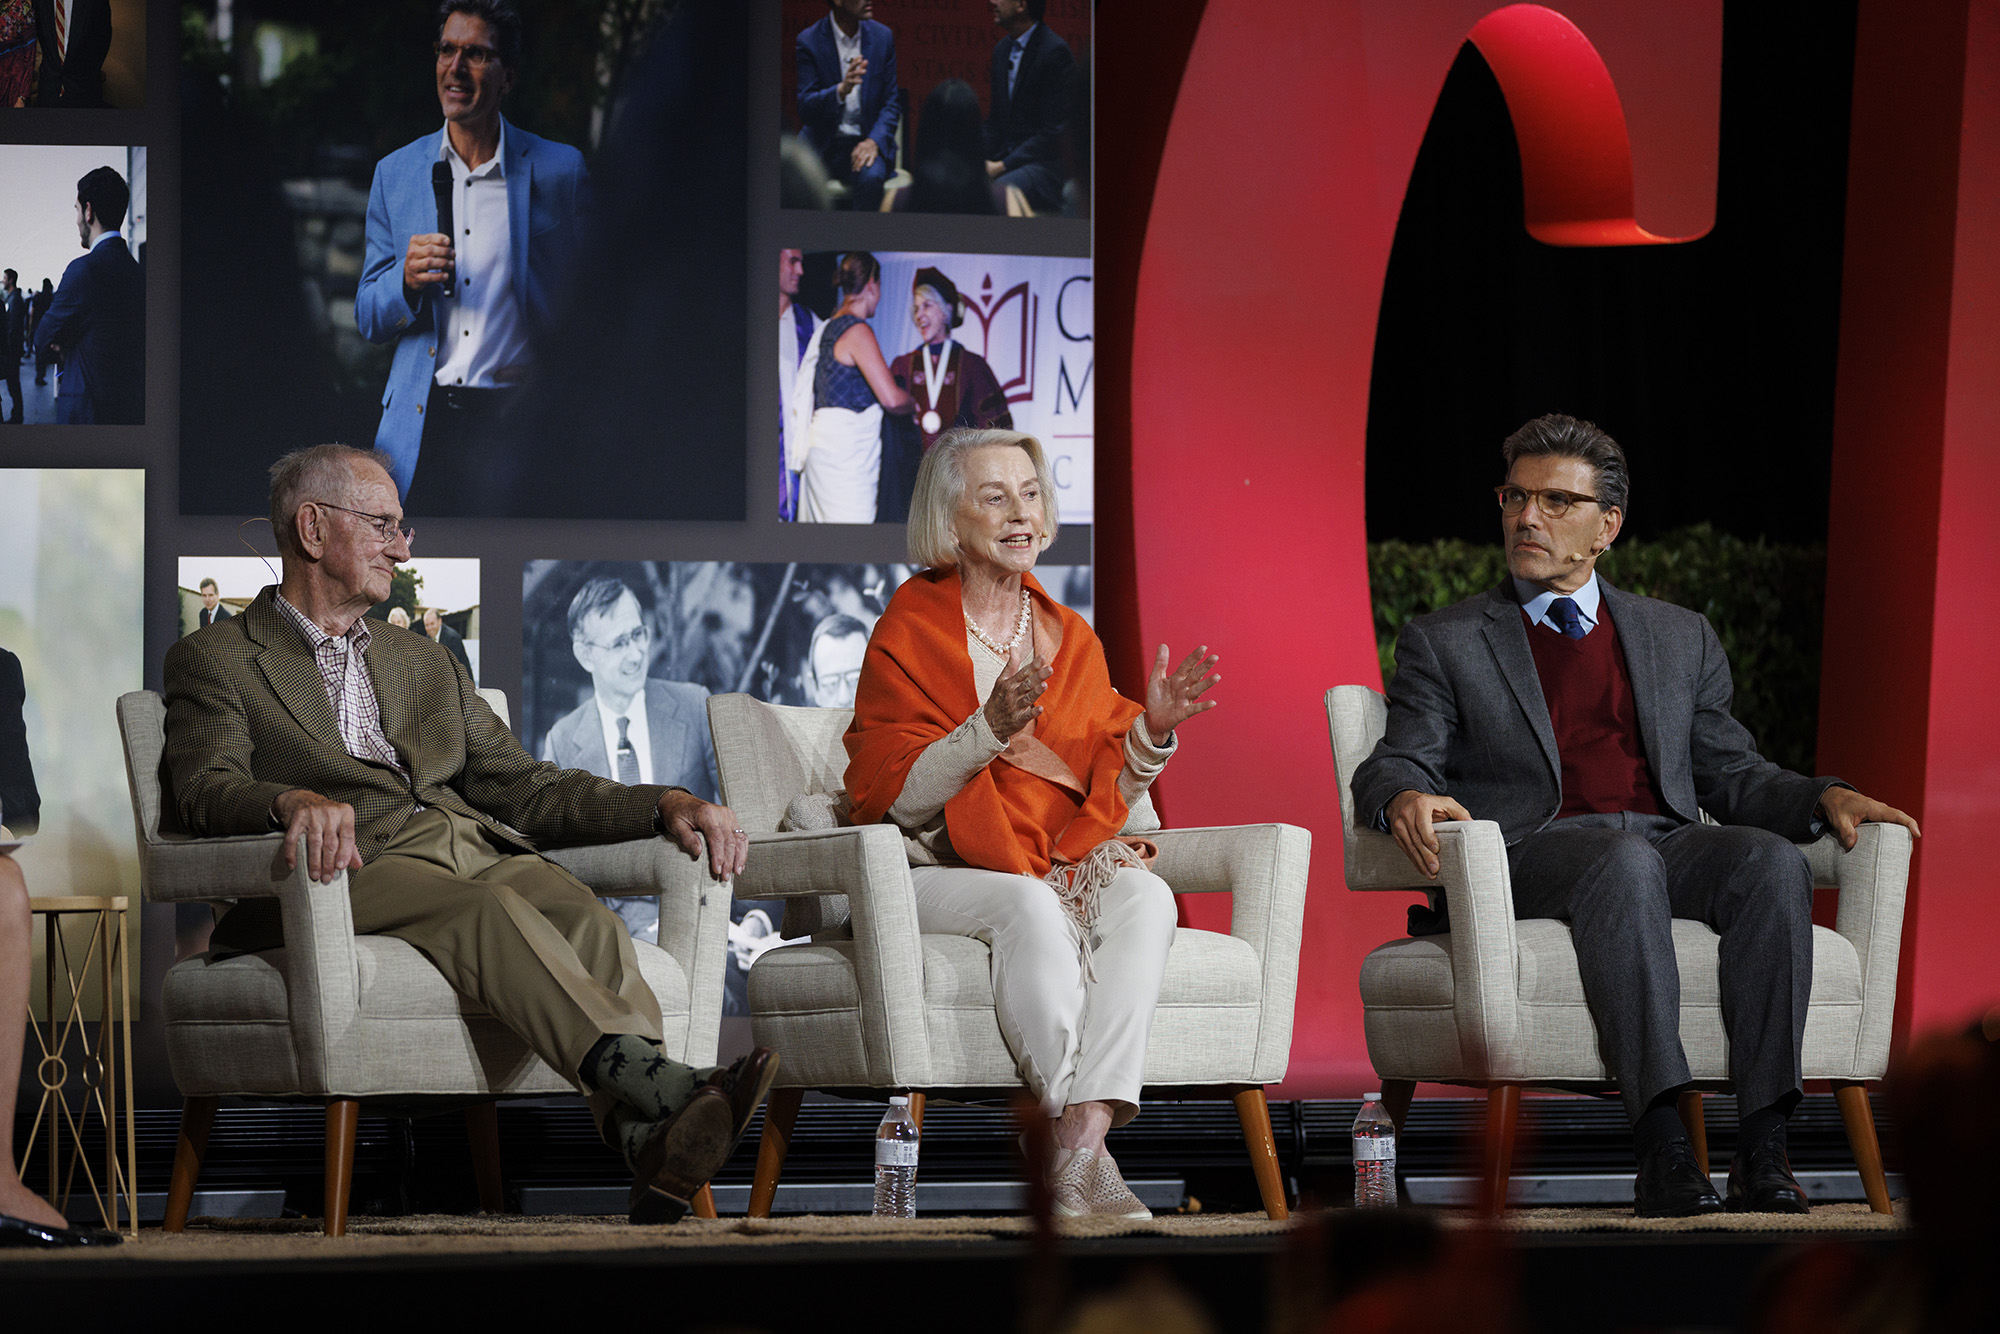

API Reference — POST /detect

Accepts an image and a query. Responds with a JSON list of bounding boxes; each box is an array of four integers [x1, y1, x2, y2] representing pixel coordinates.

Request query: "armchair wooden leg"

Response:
[[324, 1098, 359, 1237], [1380, 1080, 1416, 1136], [162, 1096, 219, 1233], [747, 1087, 804, 1219], [1676, 1089, 1709, 1170], [907, 1090, 926, 1135], [1232, 1085, 1290, 1221], [692, 1184, 718, 1218], [1479, 1084, 1521, 1217], [465, 1101, 504, 1213], [1834, 1081, 1894, 1215]]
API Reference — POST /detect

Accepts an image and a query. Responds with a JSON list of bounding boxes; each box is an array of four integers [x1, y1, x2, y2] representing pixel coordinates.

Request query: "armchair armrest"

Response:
[[139, 831, 292, 903], [1802, 823, 1912, 1078], [546, 836, 731, 1068], [1148, 823, 1311, 1084], [739, 824, 934, 1087], [1353, 820, 1526, 1079]]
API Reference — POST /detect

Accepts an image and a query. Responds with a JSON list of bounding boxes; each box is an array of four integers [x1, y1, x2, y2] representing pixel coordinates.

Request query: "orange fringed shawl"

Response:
[[844, 567, 1144, 877]]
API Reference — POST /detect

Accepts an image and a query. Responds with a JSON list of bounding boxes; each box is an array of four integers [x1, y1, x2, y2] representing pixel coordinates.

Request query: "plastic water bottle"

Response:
[[873, 1095, 920, 1217], [1352, 1092, 1398, 1208]]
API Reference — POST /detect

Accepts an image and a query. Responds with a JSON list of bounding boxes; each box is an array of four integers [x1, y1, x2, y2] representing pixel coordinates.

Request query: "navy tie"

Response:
[[1549, 597, 1587, 640]]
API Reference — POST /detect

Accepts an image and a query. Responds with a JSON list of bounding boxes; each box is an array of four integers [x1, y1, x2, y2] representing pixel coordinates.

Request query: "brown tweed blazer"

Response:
[[162, 587, 666, 861]]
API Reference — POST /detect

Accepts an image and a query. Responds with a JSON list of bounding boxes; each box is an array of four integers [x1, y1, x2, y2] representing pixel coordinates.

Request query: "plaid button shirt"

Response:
[[274, 593, 409, 778]]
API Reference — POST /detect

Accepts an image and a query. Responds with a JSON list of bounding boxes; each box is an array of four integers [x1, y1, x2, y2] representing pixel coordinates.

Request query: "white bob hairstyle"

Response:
[[906, 427, 1060, 570]]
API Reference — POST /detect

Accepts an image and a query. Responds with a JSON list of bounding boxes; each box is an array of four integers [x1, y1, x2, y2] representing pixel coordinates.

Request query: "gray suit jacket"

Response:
[[1353, 580, 1839, 846], [541, 679, 718, 804]]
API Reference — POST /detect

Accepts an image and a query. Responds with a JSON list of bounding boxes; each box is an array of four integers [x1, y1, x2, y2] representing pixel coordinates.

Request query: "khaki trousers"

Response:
[[344, 808, 665, 1088]]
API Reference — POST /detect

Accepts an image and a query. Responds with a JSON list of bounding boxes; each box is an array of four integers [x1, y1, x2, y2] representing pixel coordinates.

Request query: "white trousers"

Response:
[[910, 864, 1178, 1126]]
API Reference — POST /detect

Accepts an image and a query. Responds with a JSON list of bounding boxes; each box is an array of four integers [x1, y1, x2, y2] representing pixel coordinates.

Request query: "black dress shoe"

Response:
[[708, 1047, 780, 1140], [0, 1213, 123, 1248], [1726, 1139, 1811, 1214], [627, 1085, 737, 1225], [1634, 1137, 1724, 1218]]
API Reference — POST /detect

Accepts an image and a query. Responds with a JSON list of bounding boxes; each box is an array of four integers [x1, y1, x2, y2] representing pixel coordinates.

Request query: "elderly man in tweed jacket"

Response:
[[162, 444, 776, 1224]]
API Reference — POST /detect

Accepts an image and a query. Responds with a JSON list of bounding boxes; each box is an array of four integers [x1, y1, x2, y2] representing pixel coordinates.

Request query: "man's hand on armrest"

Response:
[[272, 789, 362, 884], [1385, 789, 1473, 880], [1816, 786, 1921, 851], [658, 789, 750, 881]]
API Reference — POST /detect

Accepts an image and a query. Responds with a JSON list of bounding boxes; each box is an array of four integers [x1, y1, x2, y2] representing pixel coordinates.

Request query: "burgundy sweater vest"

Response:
[[1523, 604, 1665, 818]]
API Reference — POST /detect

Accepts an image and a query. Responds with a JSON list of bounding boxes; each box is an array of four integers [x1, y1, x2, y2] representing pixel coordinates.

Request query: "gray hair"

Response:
[[907, 428, 1060, 569], [1500, 413, 1630, 514], [268, 444, 396, 557]]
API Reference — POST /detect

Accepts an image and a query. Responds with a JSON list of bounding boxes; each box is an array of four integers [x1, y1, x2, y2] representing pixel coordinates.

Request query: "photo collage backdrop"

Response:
[[0, 0, 1089, 1100]]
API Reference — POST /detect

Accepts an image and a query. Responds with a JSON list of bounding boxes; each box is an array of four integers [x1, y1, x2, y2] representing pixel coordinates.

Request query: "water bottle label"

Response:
[[1352, 1137, 1396, 1162], [875, 1141, 919, 1167]]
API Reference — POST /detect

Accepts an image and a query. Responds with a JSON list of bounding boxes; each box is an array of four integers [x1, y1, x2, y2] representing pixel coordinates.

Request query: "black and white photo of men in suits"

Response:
[[541, 577, 718, 944]]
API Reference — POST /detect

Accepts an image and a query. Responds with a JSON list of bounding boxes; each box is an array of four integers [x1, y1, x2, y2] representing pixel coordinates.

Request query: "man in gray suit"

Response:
[[1354, 413, 1918, 1218], [542, 577, 719, 943]]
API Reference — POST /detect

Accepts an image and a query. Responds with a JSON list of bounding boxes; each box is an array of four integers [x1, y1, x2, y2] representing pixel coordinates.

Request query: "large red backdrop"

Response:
[[1099, 0, 1999, 1097]]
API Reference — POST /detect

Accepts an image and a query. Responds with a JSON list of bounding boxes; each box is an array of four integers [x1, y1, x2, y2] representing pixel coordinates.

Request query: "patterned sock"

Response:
[[581, 1033, 703, 1122]]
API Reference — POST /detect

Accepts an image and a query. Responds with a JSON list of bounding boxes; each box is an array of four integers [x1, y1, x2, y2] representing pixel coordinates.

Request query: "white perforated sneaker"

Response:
[[1049, 1147, 1153, 1219]]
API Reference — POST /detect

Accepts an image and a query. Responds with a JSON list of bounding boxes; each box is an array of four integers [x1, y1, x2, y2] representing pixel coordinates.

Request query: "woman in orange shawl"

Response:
[[846, 428, 1220, 1219]]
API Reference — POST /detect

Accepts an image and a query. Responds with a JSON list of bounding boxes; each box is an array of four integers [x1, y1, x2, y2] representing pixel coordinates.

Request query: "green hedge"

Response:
[[1368, 525, 1826, 775]]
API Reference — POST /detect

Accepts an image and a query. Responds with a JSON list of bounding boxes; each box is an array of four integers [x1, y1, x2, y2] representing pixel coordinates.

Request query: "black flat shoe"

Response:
[[626, 1086, 737, 1225], [0, 1213, 123, 1248], [1726, 1139, 1811, 1214], [1634, 1137, 1724, 1218]]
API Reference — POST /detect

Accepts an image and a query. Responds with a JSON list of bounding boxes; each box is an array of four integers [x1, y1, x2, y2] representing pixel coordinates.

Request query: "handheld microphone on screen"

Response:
[[430, 161, 456, 297]]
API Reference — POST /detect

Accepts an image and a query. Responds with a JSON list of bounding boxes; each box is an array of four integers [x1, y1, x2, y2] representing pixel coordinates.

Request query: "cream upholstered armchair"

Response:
[[707, 693, 1312, 1219], [1324, 685, 1909, 1213], [116, 689, 730, 1235]]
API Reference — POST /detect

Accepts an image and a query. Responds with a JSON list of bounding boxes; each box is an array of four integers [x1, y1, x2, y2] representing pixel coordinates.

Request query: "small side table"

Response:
[[22, 895, 137, 1236]]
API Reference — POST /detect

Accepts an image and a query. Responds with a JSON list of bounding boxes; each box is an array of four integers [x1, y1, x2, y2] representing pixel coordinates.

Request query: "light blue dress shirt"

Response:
[[1514, 573, 1602, 635]]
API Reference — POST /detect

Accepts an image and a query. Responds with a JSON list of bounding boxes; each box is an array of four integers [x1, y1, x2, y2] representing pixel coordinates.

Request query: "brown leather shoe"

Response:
[[627, 1086, 736, 1225], [708, 1047, 780, 1140]]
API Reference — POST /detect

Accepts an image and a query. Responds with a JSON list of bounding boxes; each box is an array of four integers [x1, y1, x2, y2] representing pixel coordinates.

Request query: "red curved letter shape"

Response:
[[1468, 4, 1701, 245]]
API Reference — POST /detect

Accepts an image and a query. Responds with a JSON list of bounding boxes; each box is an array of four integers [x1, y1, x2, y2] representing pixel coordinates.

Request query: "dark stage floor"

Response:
[[0, 1208, 1910, 1333]]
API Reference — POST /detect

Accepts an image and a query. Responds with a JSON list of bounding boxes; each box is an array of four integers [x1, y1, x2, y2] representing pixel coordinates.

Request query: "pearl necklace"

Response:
[[965, 589, 1031, 658]]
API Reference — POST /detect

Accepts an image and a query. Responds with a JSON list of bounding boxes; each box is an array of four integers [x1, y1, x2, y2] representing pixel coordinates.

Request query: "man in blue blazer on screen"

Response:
[[357, 0, 588, 516], [795, 0, 899, 211], [33, 165, 143, 426]]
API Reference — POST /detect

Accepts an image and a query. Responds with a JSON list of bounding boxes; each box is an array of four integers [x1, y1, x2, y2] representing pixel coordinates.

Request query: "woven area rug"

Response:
[[0, 1211, 1289, 1263], [1479, 1200, 1909, 1234], [0, 1202, 1906, 1263]]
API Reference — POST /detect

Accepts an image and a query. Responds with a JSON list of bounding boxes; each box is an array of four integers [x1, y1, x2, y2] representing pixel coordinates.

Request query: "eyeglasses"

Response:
[[311, 501, 415, 546], [434, 40, 502, 69], [1495, 485, 1604, 519], [814, 668, 864, 694], [579, 625, 650, 654]]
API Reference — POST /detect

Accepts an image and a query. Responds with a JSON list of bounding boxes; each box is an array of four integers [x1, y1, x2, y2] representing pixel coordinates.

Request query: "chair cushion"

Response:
[[747, 927, 1264, 1088], [1359, 920, 1861, 1009], [161, 936, 693, 1097], [1357, 920, 1870, 1082]]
